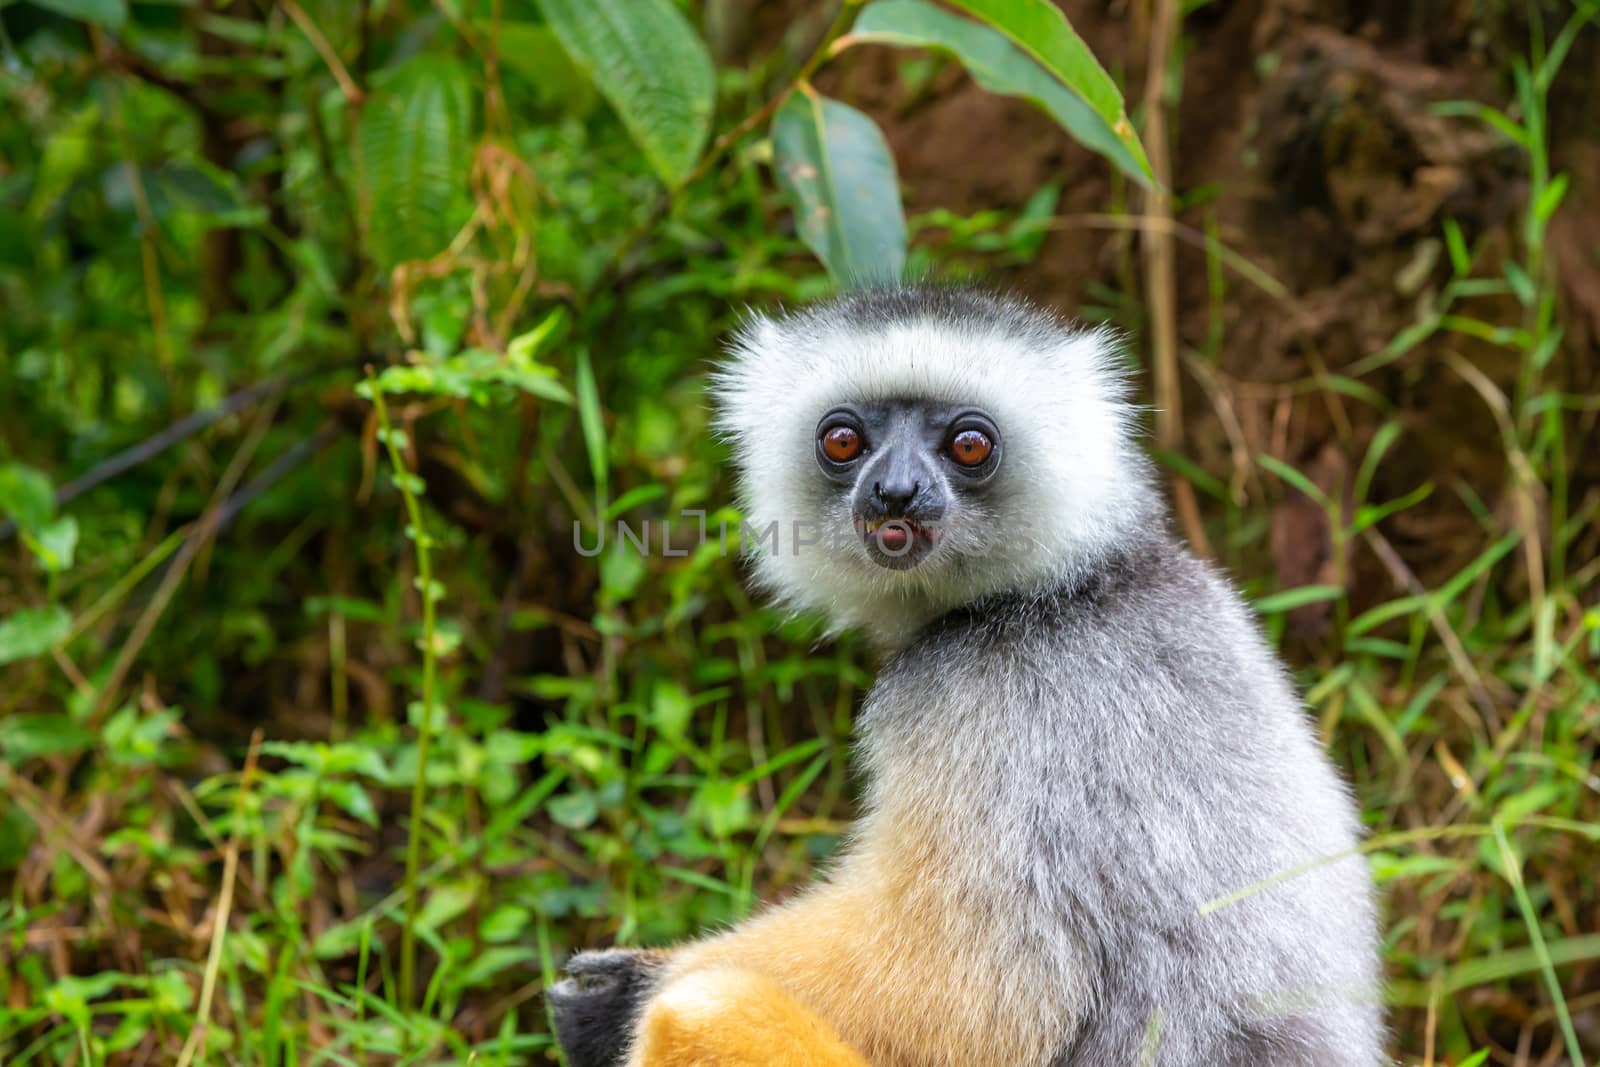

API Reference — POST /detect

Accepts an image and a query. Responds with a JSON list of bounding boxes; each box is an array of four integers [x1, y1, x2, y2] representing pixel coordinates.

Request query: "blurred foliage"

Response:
[[0, 0, 1596, 1065]]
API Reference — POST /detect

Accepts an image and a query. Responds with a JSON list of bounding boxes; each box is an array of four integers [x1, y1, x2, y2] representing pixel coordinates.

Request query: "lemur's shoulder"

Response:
[[907, 527, 1209, 648]]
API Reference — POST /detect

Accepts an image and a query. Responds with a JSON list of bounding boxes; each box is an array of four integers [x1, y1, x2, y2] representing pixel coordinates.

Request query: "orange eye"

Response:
[[949, 429, 993, 467], [821, 425, 863, 463]]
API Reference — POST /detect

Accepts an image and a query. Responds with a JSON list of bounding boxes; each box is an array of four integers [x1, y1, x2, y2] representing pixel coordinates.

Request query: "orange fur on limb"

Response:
[[630, 967, 870, 1067], [623, 831, 1077, 1067]]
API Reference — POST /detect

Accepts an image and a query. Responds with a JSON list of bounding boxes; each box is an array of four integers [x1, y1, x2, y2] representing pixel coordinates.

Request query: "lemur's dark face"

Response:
[[813, 400, 1003, 570]]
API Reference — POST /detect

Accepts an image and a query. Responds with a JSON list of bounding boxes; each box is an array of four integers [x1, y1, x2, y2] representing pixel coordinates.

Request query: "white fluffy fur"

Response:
[[712, 289, 1157, 646]]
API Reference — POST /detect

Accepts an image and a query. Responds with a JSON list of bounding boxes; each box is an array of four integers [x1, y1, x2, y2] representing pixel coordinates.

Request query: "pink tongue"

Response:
[[879, 525, 909, 551]]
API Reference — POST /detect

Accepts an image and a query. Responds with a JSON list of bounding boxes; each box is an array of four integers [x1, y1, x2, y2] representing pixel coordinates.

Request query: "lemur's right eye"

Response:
[[820, 425, 863, 463]]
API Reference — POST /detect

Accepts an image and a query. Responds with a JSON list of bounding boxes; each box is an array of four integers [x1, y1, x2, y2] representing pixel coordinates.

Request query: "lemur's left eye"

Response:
[[948, 429, 993, 467]]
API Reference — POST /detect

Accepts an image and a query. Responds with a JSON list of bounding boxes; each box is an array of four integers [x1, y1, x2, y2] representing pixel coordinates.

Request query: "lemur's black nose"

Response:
[[873, 480, 920, 513]]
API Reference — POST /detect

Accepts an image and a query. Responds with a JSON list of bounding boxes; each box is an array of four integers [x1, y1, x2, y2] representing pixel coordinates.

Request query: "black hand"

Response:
[[548, 949, 667, 1067]]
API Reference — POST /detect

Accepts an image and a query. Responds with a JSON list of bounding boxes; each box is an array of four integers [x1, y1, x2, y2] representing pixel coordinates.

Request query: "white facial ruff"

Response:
[[712, 287, 1158, 647]]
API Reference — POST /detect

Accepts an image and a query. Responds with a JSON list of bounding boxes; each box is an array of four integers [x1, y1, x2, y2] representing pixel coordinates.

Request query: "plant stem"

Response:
[[367, 373, 441, 1015]]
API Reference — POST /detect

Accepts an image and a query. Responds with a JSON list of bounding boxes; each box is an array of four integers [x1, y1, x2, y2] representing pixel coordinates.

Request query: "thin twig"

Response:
[[283, 0, 364, 103], [1442, 350, 1547, 626], [1360, 526, 1502, 733], [1034, 213, 1295, 304], [0, 361, 358, 543], [174, 731, 263, 1067], [84, 395, 289, 725], [1, 768, 115, 890], [1138, 0, 1210, 557], [366, 371, 441, 1015]]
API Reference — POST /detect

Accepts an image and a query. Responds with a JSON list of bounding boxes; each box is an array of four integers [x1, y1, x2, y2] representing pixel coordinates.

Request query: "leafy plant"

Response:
[[0, 0, 1595, 1064], [533, 0, 1151, 286]]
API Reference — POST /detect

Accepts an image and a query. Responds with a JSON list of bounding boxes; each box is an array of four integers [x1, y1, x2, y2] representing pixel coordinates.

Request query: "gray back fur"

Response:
[[862, 529, 1384, 1064]]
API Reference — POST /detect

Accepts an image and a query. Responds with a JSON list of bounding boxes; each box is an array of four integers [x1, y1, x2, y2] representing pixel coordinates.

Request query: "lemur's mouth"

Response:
[[856, 516, 938, 569]]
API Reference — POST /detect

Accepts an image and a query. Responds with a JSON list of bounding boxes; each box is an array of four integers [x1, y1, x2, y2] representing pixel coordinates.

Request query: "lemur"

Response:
[[549, 286, 1384, 1066]]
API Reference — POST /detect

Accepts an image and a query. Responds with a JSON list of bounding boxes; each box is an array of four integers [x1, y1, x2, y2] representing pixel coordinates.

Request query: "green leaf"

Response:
[[936, 0, 1151, 182], [1492, 821, 1588, 1065], [357, 57, 475, 269], [322, 780, 379, 827], [26, 516, 78, 573], [1353, 421, 1403, 505], [1434, 532, 1521, 608], [322, 743, 389, 779], [548, 790, 599, 830], [603, 483, 668, 521], [651, 680, 694, 738], [1530, 327, 1564, 371], [533, 0, 714, 184], [456, 945, 537, 988], [1350, 482, 1433, 535], [1441, 218, 1471, 276], [1368, 851, 1466, 882], [103, 705, 181, 767], [1253, 584, 1344, 614], [660, 864, 739, 898], [304, 595, 389, 623], [26, 0, 125, 31], [1496, 782, 1562, 823], [0, 463, 56, 533], [0, 712, 93, 761], [312, 918, 368, 959], [26, 102, 101, 224], [1258, 454, 1330, 508], [1533, 173, 1569, 222], [0, 606, 70, 665], [142, 161, 266, 228], [1504, 261, 1535, 306], [480, 903, 532, 942], [736, 738, 826, 786], [691, 778, 750, 837], [507, 307, 569, 366], [575, 348, 609, 502], [1432, 100, 1530, 147], [415, 880, 477, 933], [852, 0, 1149, 186], [1347, 594, 1428, 637], [772, 92, 906, 288], [598, 541, 646, 602], [373, 349, 573, 406], [485, 728, 544, 764]]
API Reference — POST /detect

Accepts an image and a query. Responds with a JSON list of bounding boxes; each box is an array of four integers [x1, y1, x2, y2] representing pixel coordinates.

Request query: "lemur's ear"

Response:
[[547, 950, 666, 1067]]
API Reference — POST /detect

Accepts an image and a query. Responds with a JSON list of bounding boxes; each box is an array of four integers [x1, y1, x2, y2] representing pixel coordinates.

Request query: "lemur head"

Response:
[[714, 286, 1159, 647]]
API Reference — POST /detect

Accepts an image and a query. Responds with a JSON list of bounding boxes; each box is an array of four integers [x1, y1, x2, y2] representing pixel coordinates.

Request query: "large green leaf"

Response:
[[852, 0, 1150, 186], [534, 0, 714, 184], [772, 92, 906, 288], [26, 0, 125, 30], [357, 57, 475, 269], [936, 0, 1152, 183]]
